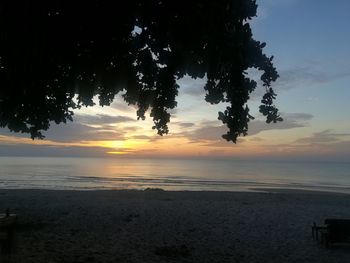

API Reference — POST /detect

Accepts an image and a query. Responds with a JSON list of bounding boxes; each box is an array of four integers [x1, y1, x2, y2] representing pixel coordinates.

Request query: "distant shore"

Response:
[[1, 189, 350, 263]]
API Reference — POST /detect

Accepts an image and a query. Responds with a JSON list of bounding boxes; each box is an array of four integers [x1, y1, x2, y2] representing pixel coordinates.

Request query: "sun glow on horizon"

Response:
[[106, 151, 129, 155]]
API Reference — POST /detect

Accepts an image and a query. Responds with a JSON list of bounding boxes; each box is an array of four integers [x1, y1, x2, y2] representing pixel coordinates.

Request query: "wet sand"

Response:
[[1, 189, 350, 262]]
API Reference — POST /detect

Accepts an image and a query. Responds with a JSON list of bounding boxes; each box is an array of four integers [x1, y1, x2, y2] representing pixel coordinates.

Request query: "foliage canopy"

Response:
[[0, 0, 281, 142]]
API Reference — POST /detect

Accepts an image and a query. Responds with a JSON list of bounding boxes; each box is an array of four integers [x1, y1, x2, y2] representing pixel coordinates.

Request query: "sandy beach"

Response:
[[1, 189, 350, 262]]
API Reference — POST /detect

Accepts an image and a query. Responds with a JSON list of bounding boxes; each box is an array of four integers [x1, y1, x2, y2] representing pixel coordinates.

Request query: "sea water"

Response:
[[0, 157, 349, 193]]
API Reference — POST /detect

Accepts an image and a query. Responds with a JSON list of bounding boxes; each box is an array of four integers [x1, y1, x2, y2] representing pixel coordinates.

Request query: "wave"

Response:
[[1, 157, 350, 193]]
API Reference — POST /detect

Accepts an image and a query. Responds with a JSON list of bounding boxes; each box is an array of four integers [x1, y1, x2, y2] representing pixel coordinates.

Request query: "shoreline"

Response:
[[1, 189, 350, 262], [2, 157, 350, 195], [0, 187, 350, 195]]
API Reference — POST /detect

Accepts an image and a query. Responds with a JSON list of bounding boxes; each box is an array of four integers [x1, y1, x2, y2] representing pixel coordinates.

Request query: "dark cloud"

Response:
[[200, 120, 222, 126], [109, 96, 138, 112], [182, 125, 226, 143], [177, 75, 207, 96], [252, 136, 350, 163], [0, 110, 312, 144], [279, 67, 327, 88], [130, 135, 152, 140], [0, 128, 29, 139], [74, 114, 135, 125], [282, 112, 313, 121], [248, 112, 313, 135], [249, 137, 264, 142], [174, 122, 195, 128], [273, 67, 350, 92], [179, 112, 313, 144], [203, 138, 246, 148], [248, 120, 301, 136], [131, 148, 160, 155], [42, 122, 124, 142], [249, 66, 350, 101], [0, 143, 109, 157], [0, 113, 135, 142], [176, 57, 350, 101], [295, 130, 350, 144], [121, 126, 142, 132], [148, 135, 166, 142]]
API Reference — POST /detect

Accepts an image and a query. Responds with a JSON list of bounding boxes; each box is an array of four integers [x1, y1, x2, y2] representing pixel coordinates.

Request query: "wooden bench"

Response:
[[0, 211, 17, 255], [312, 219, 350, 247]]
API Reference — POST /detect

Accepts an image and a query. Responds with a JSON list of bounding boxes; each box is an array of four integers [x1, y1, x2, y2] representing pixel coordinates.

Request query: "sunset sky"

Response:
[[1, 0, 349, 162]]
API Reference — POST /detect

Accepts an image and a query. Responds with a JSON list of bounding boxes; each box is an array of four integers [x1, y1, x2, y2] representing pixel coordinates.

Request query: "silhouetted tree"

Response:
[[0, 0, 282, 142]]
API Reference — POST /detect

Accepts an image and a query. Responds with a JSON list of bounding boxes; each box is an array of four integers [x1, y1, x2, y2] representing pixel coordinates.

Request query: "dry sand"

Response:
[[0, 189, 350, 263]]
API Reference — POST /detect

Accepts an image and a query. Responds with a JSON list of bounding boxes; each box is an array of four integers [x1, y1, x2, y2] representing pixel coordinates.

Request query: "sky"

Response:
[[1, 0, 350, 162]]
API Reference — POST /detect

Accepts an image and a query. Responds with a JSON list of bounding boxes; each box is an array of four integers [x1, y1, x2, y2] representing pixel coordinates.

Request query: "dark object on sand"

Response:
[[312, 219, 350, 247], [0, 209, 17, 255]]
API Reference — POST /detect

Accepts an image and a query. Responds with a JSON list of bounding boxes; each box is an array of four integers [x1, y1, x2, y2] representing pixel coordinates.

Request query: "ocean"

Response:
[[0, 157, 349, 193]]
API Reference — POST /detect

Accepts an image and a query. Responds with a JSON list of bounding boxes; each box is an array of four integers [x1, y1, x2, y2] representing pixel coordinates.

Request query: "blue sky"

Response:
[[254, 0, 350, 105], [253, 0, 350, 133], [0, 0, 349, 162]]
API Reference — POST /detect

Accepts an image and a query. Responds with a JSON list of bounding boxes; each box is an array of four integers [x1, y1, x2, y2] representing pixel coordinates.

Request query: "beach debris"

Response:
[[0, 210, 17, 256], [312, 219, 350, 247]]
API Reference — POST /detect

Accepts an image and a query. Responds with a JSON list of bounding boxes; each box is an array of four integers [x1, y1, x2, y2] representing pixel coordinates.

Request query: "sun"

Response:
[[106, 140, 126, 149], [106, 151, 129, 155], [95, 139, 148, 155]]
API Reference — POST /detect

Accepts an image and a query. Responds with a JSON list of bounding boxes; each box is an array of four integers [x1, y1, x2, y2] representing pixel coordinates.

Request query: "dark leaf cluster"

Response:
[[0, 0, 282, 142]]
